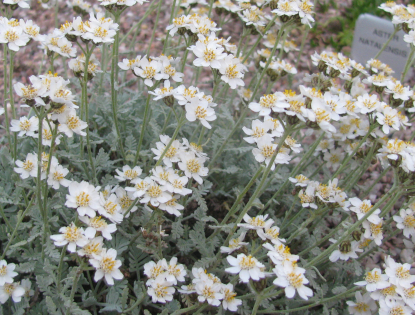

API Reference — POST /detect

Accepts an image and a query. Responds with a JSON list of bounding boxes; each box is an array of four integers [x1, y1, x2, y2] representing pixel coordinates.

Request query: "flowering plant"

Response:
[[1, 0, 415, 314]]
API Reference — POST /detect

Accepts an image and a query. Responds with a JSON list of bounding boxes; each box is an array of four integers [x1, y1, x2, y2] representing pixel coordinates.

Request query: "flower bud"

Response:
[[404, 99, 414, 109], [339, 241, 351, 254], [317, 60, 328, 73], [269, 0, 279, 10], [389, 94, 403, 108], [374, 85, 385, 94], [163, 95, 175, 107], [65, 33, 78, 43], [252, 278, 268, 292], [352, 230, 362, 242], [328, 68, 340, 78], [287, 115, 300, 126], [351, 68, 361, 78], [177, 27, 187, 36], [344, 81, 353, 93]]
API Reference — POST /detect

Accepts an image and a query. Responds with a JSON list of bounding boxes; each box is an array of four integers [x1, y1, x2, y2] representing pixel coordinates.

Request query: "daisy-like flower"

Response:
[[221, 283, 242, 311], [80, 216, 117, 240], [159, 194, 183, 216], [77, 236, 104, 258], [147, 275, 175, 304], [20, 279, 34, 298], [178, 151, 208, 184], [0, 261, 17, 286], [185, 98, 216, 129], [144, 260, 167, 285], [0, 282, 25, 304], [10, 116, 38, 137], [289, 174, 310, 187], [151, 135, 184, 167], [376, 106, 400, 135], [257, 222, 286, 245], [114, 165, 142, 182], [225, 253, 265, 283], [273, 262, 313, 300], [14, 153, 38, 179], [0, 25, 30, 51], [385, 255, 415, 289], [346, 292, 377, 315], [163, 257, 187, 285], [3, 0, 30, 8], [238, 213, 274, 231], [362, 220, 384, 246], [218, 55, 247, 89], [90, 248, 123, 285], [242, 119, 273, 144], [394, 208, 415, 239], [50, 222, 89, 252], [139, 179, 171, 207], [249, 93, 288, 116], [220, 232, 248, 254], [349, 197, 381, 224], [65, 181, 102, 217], [133, 56, 162, 87], [195, 278, 224, 306], [149, 80, 175, 101], [58, 113, 88, 137], [47, 164, 70, 189], [98, 193, 123, 223], [165, 173, 192, 196], [189, 33, 227, 69], [379, 299, 412, 315], [354, 268, 389, 292], [118, 55, 143, 71], [252, 134, 289, 170], [354, 93, 380, 114]]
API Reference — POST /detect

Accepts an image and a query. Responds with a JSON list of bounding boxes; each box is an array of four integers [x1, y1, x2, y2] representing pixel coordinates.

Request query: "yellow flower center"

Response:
[[64, 226, 82, 242], [261, 145, 275, 158], [104, 200, 118, 215], [0, 266, 7, 276], [148, 185, 162, 198], [101, 256, 116, 273], [67, 116, 81, 130], [23, 160, 34, 172], [203, 48, 217, 62], [76, 192, 90, 207], [287, 272, 304, 289], [94, 27, 108, 39], [365, 271, 381, 283], [186, 159, 201, 173], [5, 30, 19, 42], [165, 146, 177, 158], [225, 65, 238, 79]]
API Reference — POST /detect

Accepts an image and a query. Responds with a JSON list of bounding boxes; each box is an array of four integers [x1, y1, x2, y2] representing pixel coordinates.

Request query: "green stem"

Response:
[[2, 45, 12, 157], [110, 13, 126, 160], [374, 26, 399, 60], [65, 261, 85, 315], [401, 47, 415, 82], [134, 94, 152, 165], [0, 199, 34, 260]]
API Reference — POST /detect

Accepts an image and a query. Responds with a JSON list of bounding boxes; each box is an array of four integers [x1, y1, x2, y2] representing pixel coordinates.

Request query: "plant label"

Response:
[[351, 14, 411, 80]]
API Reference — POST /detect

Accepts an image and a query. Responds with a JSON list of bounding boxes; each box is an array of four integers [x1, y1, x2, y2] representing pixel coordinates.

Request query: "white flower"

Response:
[[118, 55, 143, 71], [242, 119, 273, 144], [14, 153, 38, 179], [379, 299, 412, 315], [273, 262, 313, 300], [3, 0, 30, 8], [349, 198, 381, 224], [189, 33, 227, 69], [65, 181, 102, 217], [396, 285, 415, 310], [80, 216, 117, 240], [257, 222, 286, 245], [98, 193, 123, 223], [346, 291, 377, 315], [238, 213, 274, 231], [164, 257, 187, 285], [249, 93, 288, 116], [114, 165, 142, 182], [0, 283, 25, 304], [58, 113, 88, 137], [185, 98, 216, 129], [139, 179, 171, 207], [77, 236, 104, 258], [20, 279, 34, 298], [50, 222, 89, 252], [133, 57, 162, 87], [219, 55, 247, 89], [0, 25, 30, 51], [385, 255, 415, 289], [178, 151, 208, 185], [151, 135, 184, 167], [220, 232, 248, 254], [221, 283, 242, 311], [0, 261, 17, 286], [354, 268, 389, 292], [47, 164, 70, 189], [376, 106, 400, 134], [158, 194, 184, 216], [165, 173, 192, 196], [225, 253, 265, 283], [89, 248, 123, 285], [147, 275, 175, 304], [10, 116, 38, 137], [394, 209, 415, 239], [195, 278, 224, 306]]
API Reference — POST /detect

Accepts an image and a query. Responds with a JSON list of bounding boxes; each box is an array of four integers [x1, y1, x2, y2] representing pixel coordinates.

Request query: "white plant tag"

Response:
[[351, 14, 411, 80]]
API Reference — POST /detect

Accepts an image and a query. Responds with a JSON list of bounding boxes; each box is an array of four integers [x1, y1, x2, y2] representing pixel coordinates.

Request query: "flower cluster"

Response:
[[349, 255, 415, 314], [179, 267, 242, 311], [123, 136, 208, 216], [144, 257, 186, 303], [0, 17, 42, 51], [0, 260, 31, 305]]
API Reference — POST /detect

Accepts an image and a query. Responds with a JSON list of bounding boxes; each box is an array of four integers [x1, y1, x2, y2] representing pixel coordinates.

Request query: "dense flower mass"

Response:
[[4, 0, 415, 314]]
